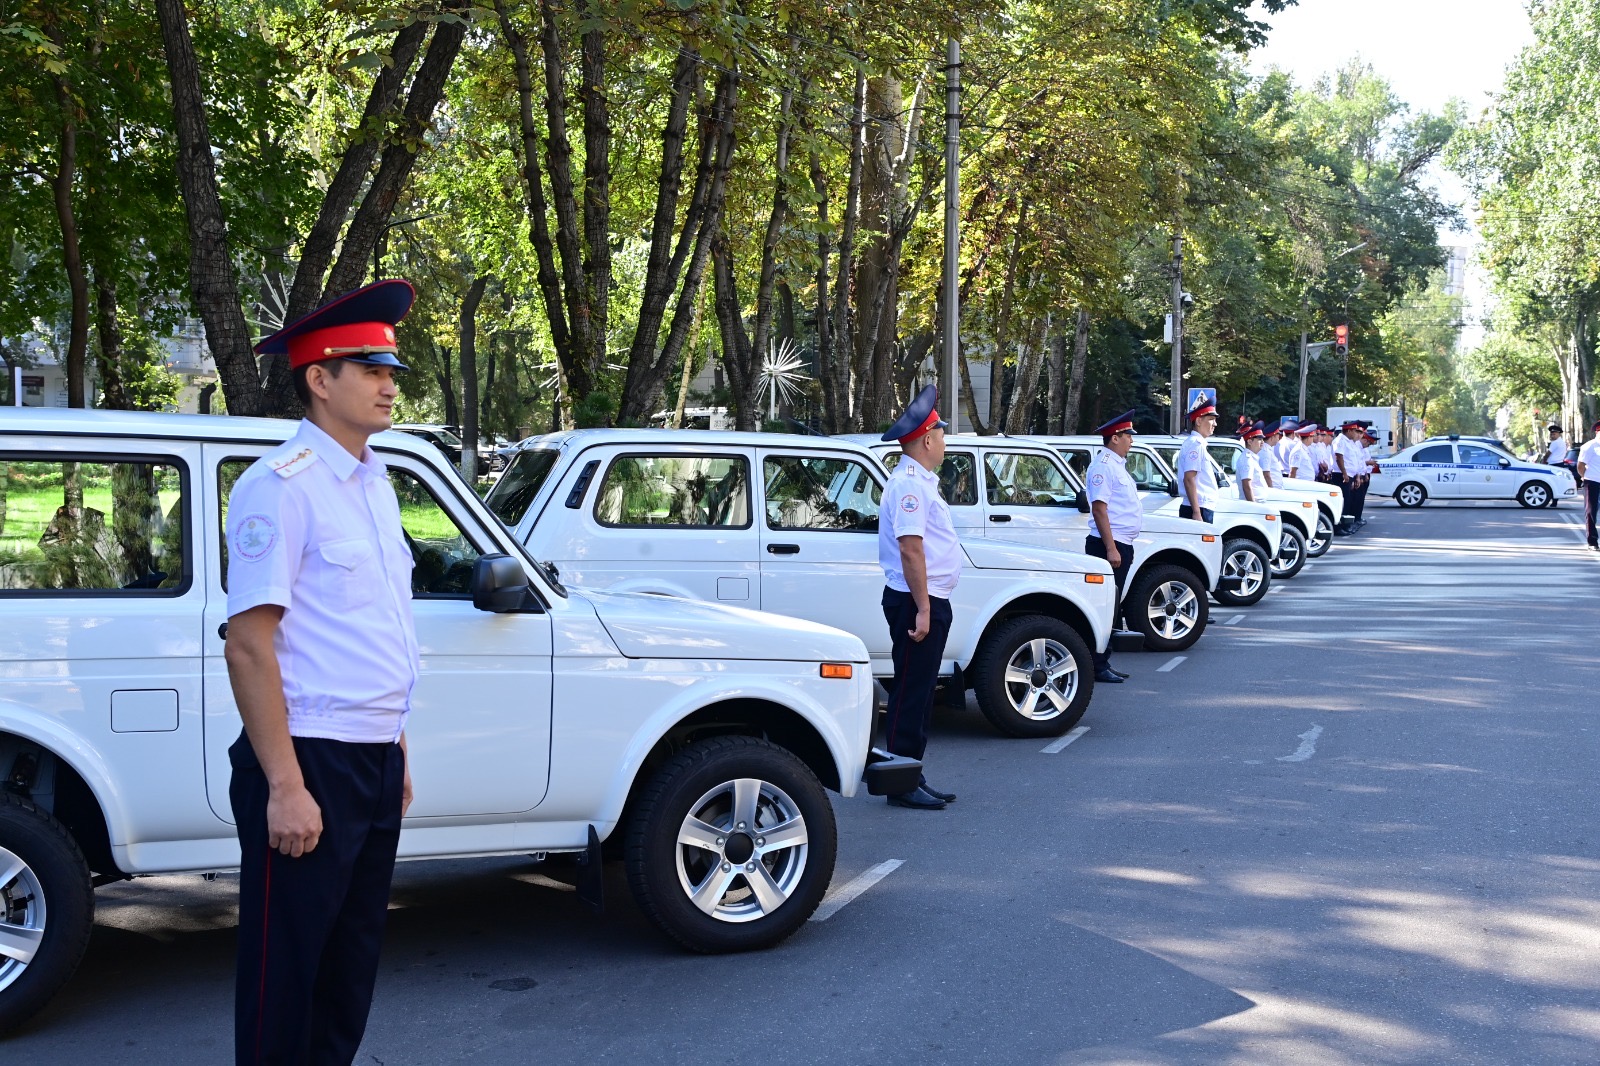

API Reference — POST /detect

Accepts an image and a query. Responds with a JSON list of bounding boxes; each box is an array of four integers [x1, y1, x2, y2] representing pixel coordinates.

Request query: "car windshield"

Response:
[[484, 448, 559, 526], [432, 428, 463, 447]]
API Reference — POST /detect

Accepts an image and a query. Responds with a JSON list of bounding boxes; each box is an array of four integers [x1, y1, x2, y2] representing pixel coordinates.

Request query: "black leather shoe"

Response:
[[1094, 668, 1124, 683], [886, 786, 947, 810], [1110, 667, 1131, 679], [920, 782, 957, 803]]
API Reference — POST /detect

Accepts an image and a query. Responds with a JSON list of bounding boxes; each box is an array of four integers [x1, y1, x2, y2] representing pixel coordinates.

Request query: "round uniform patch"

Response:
[[1091, 473, 1105, 485], [901, 495, 920, 513], [234, 514, 278, 561]]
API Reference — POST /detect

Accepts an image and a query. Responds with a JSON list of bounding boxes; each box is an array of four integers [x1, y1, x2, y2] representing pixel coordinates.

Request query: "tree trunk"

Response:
[[155, 0, 265, 415], [1065, 309, 1089, 433], [322, 14, 468, 301], [433, 344, 458, 427], [831, 65, 867, 429], [93, 271, 130, 410], [1046, 329, 1066, 433], [810, 143, 838, 432], [958, 347, 988, 434], [45, 17, 88, 409], [458, 275, 489, 481], [1005, 317, 1046, 435]]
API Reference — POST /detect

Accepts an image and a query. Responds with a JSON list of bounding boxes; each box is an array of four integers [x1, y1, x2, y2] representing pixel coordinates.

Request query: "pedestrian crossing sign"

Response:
[[1186, 388, 1216, 414]]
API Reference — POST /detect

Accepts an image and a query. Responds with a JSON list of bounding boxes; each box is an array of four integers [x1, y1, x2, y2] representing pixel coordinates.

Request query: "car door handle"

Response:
[[989, 515, 1012, 523], [767, 543, 800, 554]]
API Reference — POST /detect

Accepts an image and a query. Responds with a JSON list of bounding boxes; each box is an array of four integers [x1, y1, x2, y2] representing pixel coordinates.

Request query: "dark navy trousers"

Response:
[[1178, 504, 1215, 525], [881, 588, 953, 766], [230, 733, 404, 1066], [1586, 480, 1600, 546], [1084, 535, 1134, 670]]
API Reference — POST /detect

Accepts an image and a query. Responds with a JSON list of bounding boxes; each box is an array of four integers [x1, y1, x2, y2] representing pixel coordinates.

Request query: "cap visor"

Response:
[[340, 351, 409, 370]]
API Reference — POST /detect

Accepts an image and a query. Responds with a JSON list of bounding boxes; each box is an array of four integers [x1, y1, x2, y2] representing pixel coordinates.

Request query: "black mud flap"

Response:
[[1216, 575, 1245, 593], [575, 824, 604, 914], [863, 748, 922, 796], [1110, 629, 1145, 653]]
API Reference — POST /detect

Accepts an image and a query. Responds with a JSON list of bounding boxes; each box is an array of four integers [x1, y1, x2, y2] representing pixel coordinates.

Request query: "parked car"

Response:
[[488, 430, 1129, 738], [838, 434, 1225, 654], [391, 422, 463, 467], [1199, 436, 1345, 557], [1370, 439, 1577, 508], [0, 408, 912, 1033]]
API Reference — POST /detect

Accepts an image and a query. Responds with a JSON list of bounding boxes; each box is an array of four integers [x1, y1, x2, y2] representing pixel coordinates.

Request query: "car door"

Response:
[[1457, 443, 1511, 498], [202, 444, 554, 822], [1125, 448, 1178, 512], [1408, 443, 1458, 497], [978, 447, 1082, 550], [756, 448, 892, 667], [879, 448, 984, 539]]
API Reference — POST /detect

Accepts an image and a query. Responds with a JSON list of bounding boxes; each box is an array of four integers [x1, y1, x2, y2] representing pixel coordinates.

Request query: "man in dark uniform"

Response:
[[1083, 410, 1141, 683], [879, 385, 960, 810], [224, 279, 420, 1064]]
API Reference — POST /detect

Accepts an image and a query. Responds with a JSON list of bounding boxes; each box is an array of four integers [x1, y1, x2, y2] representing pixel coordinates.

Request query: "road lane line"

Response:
[[1157, 656, 1186, 672], [1224, 614, 1245, 625], [810, 859, 904, 921], [1041, 725, 1089, 754], [1276, 724, 1324, 763]]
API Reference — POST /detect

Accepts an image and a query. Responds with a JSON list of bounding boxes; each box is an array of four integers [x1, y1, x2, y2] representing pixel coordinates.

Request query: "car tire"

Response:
[[1396, 482, 1427, 507], [970, 614, 1093, 738], [1306, 509, 1334, 558], [1269, 523, 1308, 580], [0, 791, 94, 1035], [625, 736, 835, 954], [1517, 482, 1552, 508], [1127, 564, 1209, 652], [1213, 539, 1271, 606]]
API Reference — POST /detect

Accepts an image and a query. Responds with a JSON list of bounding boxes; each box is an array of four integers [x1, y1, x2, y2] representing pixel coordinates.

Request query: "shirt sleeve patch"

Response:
[[901, 494, 921, 513], [233, 514, 278, 561]]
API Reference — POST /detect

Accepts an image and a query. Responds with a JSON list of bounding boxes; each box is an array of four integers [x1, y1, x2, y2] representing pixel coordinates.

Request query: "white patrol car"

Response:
[[1370, 438, 1577, 508], [488, 431, 1126, 739], [1039, 437, 1285, 605], [0, 409, 912, 1033], [840, 434, 1226, 654], [1200, 436, 1345, 557]]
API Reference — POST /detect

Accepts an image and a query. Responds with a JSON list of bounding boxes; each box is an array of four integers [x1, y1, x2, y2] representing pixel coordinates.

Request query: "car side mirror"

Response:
[[1498, 457, 1510, 468], [472, 553, 540, 613], [1166, 478, 1180, 497]]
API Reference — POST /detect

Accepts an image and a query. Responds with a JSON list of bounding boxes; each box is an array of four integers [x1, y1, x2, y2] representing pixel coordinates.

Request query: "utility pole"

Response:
[[1297, 297, 1309, 422], [1169, 231, 1184, 434], [944, 38, 961, 434]]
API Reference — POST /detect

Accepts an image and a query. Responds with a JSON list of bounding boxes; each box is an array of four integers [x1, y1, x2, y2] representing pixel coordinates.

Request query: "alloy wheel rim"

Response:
[[1147, 581, 1200, 640], [1224, 549, 1265, 597], [1527, 486, 1549, 506], [674, 778, 808, 924], [1400, 485, 1423, 506], [1272, 535, 1301, 576], [1312, 514, 1333, 549], [0, 844, 46, 994], [1001, 637, 1080, 720]]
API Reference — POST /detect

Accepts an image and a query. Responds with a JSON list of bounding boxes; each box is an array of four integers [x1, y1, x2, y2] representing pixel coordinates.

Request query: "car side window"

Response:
[[1058, 449, 1091, 479], [1206, 443, 1235, 466], [1412, 444, 1453, 464], [764, 455, 881, 531], [1459, 445, 1497, 467], [984, 452, 1073, 506], [0, 456, 187, 594], [595, 454, 751, 528], [1124, 451, 1170, 491]]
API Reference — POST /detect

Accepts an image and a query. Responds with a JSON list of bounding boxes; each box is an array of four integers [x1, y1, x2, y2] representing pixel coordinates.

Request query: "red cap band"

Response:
[[288, 321, 400, 370], [1189, 404, 1217, 419], [1101, 419, 1134, 439], [899, 408, 943, 445]]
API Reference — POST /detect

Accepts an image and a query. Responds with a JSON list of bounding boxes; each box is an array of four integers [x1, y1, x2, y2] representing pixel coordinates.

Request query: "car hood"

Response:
[[962, 538, 1107, 575], [1141, 512, 1216, 537], [581, 588, 869, 663]]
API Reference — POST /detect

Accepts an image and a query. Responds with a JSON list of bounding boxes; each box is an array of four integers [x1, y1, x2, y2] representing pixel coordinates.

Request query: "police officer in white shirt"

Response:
[[1084, 410, 1142, 683], [1332, 420, 1367, 533], [1286, 424, 1317, 480], [224, 279, 419, 1064], [1234, 422, 1266, 501], [1259, 420, 1286, 488], [1177, 393, 1221, 522], [1547, 425, 1570, 465], [1577, 420, 1600, 549], [879, 385, 961, 809]]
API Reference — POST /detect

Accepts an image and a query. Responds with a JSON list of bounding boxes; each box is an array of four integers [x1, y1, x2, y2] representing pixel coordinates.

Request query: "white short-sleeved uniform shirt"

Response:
[[1175, 430, 1219, 509], [1312, 441, 1333, 474], [1085, 448, 1143, 543], [226, 419, 420, 744], [1233, 448, 1263, 500], [1283, 439, 1313, 480], [1332, 434, 1365, 478], [880, 454, 962, 598], [1578, 438, 1600, 482], [1258, 441, 1284, 484], [1361, 445, 1377, 474], [1548, 437, 1570, 463]]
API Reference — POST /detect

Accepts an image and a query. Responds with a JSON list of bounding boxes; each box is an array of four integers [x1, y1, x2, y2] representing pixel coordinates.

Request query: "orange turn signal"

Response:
[[820, 663, 853, 679], [1085, 574, 1105, 584], [1301, 501, 1314, 508], [1202, 534, 1217, 542], [1266, 514, 1277, 521]]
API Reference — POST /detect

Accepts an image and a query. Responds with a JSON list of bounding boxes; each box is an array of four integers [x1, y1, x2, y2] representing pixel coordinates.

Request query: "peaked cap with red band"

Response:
[[1296, 423, 1319, 436], [255, 278, 415, 371], [1187, 395, 1217, 420], [883, 383, 949, 444], [1239, 422, 1263, 440], [1341, 420, 1364, 432], [1096, 409, 1136, 440]]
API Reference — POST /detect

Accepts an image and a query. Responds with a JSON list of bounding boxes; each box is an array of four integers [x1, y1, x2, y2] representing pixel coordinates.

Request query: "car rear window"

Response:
[[1412, 445, 1452, 464], [485, 448, 559, 527], [594, 454, 751, 528]]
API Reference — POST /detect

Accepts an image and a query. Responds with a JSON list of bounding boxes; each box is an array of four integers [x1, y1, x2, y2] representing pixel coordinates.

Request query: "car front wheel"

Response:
[[1213, 539, 1271, 606], [970, 614, 1093, 738], [1127, 564, 1209, 652], [1270, 524, 1308, 579], [0, 792, 94, 1035], [1518, 481, 1552, 508], [625, 736, 835, 954], [1306, 510, 1334, 557], [1396, 482, 1427, 507]]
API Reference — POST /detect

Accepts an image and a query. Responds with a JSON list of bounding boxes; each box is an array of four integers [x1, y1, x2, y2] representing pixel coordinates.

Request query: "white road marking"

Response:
[[810, 859, 904, 921], [1041, 725, 1089, 754], [1157, 656, 1186, 672], [1276, 724, 1324, 763], [1224, 614, 1245, 626]]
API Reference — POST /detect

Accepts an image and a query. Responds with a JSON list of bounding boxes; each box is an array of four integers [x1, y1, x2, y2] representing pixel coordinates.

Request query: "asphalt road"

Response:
[[9, 498, 1600, 1064]]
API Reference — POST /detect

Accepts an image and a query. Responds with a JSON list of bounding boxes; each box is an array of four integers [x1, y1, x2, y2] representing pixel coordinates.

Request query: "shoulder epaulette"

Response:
[[269, 446, 321, 479]]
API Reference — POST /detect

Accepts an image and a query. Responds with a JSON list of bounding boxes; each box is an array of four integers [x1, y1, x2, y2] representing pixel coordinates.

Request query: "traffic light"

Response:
[[1333, 323, 1349, 358]]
